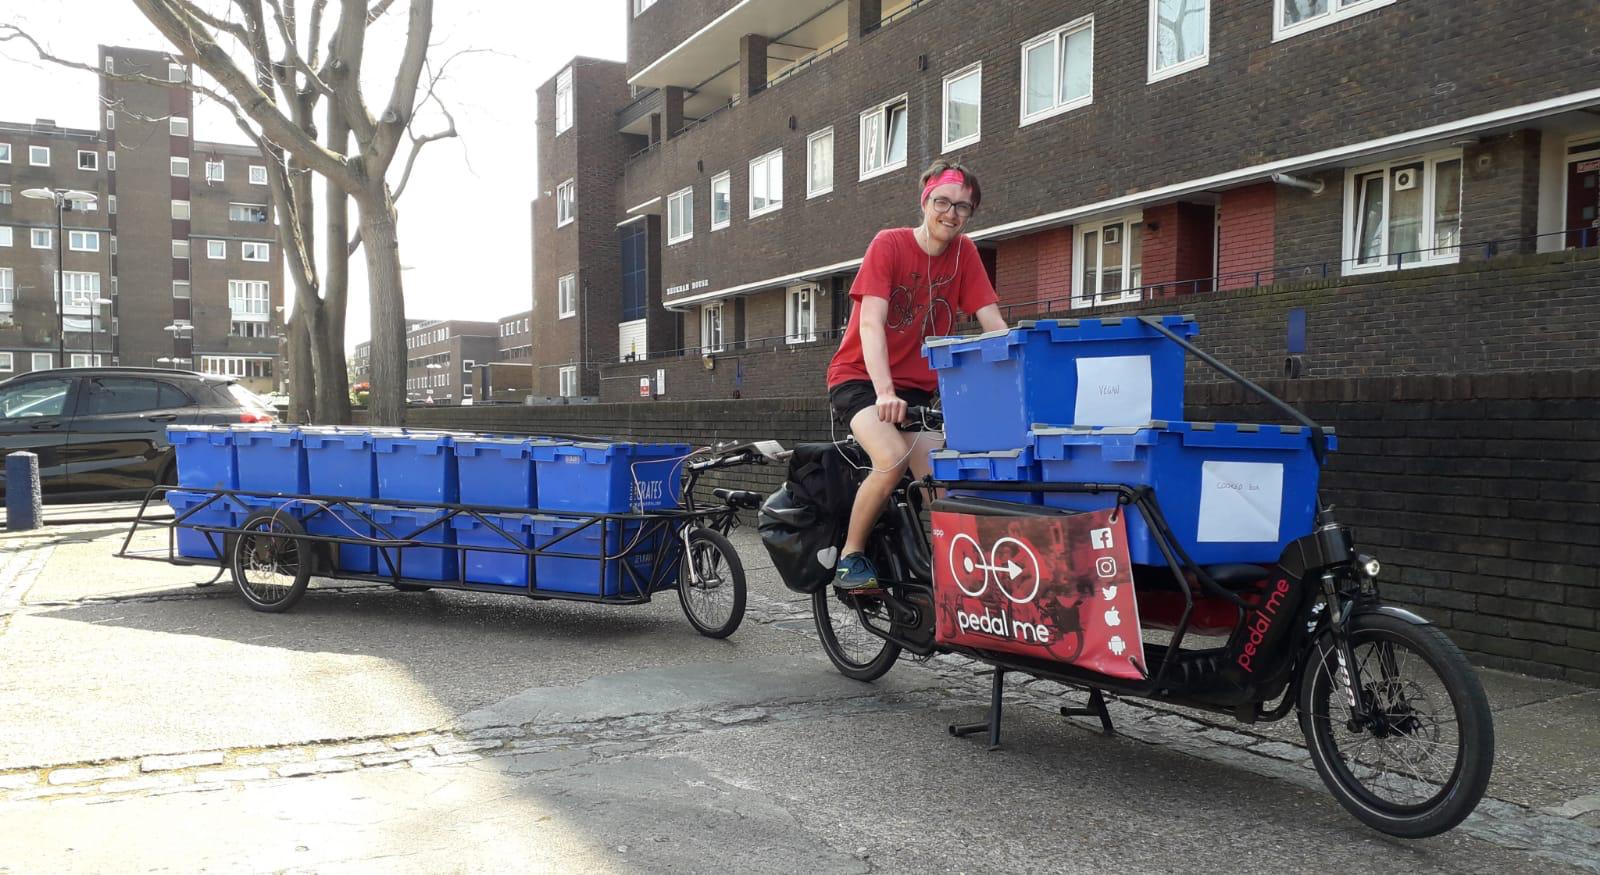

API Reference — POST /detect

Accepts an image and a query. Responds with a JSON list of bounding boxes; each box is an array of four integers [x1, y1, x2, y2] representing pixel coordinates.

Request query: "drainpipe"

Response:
[[1271, 172, 1325, 195]]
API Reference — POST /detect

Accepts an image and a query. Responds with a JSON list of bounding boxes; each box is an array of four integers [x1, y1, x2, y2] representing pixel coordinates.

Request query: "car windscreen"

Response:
[[226, 383, 274, 412]]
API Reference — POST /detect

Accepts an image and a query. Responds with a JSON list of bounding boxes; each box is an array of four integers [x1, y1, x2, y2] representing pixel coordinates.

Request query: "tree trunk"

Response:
[[319, 102, 355, 425], [288, 314, 315, 424], [357, 191, 407, 426]]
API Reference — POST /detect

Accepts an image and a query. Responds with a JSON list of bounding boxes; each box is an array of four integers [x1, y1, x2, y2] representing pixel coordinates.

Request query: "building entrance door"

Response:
[[1567, 142, 1600, 250]]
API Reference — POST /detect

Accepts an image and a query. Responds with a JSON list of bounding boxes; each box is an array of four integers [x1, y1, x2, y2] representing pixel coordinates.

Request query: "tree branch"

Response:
[[263, 0, 335, 96], [307, 0, 329, 69], [370, 0, 433, 170], [366, 0, 398, 23], [169, 0, 252, 41], [327, 0, 377, 154]]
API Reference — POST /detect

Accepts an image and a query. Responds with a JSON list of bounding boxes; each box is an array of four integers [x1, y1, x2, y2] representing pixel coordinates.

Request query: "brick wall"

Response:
[[995, 228, 1073, 316], [1219, 183, 1276, 290], [389, 369, 1600, 684]]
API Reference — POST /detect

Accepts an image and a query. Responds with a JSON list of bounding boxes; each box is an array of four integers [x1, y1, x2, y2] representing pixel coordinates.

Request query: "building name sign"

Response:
[[666, 279, 711, 295]]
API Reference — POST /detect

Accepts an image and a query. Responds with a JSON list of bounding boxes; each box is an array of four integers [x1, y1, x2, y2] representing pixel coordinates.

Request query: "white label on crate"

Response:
[[1197, 461, 1284, 543], [1074, 355, 1153, 426]]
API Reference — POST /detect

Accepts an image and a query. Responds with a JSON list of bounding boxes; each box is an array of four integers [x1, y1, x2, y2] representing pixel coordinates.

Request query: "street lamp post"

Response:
[[20, 188, 97, 367]]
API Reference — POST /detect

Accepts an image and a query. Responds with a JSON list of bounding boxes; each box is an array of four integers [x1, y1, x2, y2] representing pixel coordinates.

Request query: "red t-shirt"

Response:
[[826, 228, 998, 392]]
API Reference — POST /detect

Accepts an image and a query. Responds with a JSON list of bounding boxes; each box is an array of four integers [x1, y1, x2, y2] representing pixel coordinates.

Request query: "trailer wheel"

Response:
[[231, 509, 312, 613]]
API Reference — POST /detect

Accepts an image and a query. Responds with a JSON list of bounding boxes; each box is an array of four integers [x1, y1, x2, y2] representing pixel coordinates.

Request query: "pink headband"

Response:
[[921, 169, 968, 206]]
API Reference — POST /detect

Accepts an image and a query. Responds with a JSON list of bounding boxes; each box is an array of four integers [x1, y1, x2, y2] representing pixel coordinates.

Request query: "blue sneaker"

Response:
[[834, 552, 881, 591]]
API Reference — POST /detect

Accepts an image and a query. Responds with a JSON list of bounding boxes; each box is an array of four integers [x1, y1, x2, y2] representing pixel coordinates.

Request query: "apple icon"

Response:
[[1104, 607, 1121, 627]]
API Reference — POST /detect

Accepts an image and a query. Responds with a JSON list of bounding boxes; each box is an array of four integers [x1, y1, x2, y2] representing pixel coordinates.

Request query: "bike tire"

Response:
[[1298, 611, 1494, 838], [813, 587, 901, 682], [231, 509, 312, 613], [678, 527, 746, 639]]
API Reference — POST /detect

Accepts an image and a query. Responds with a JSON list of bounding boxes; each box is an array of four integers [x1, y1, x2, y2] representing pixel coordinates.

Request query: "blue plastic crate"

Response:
[[374, 433, 458, 504], [232, 427, 308, 495], [929, 447, 1041, 506], [452, 513, 536, 587], [1031, 421, 1334, 565], [301, 428, 378, 498], [531, 516, 677, 596], [165, 490, 239, 560], [299, 501, 378, 574], [530, 442, 690, 513], [455, 437, 567, 509], [924, 315, 1199, 452], [365, 505, 456, 581], [168, 426, 236, 491]]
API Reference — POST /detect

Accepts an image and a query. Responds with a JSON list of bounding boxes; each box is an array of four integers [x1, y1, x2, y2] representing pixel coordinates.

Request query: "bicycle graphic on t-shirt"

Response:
[[886, 270, 956, 335]]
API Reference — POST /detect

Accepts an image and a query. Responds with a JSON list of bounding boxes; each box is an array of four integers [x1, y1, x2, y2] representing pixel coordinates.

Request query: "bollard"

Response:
[[5, 452, 45, 531]]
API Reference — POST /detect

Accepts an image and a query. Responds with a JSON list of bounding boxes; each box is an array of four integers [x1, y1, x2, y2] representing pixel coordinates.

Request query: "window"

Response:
[[1345, 151, 1462, 272], [31, 353, 54, 373], [0, 187, 10, 205], [554, 67, 574, 135], [1149, 0, 1209, 81], [556, 179, 575, 226], [249, 165, 268, 185], [558, 273, 576, 318], [0, 376, 70, 416], [69, 230, 100, 252], [29, 145, 50, 166], [0, 226, 14, 247], [105, 110, 115, 130], [230, 320, 269, 338], [172, 281, 191, 299], [1276, 0, 1394, 40], [749, 149, 783, 217], [1021, 17, 1094, 125], [32, 228, 52, 249], [110, 235, 117, 254], [787, 285, 818, 344], [205, 160, 225, 182], [228, 279, 271, 319], [0, 143, 10, 164], [170, 156, 189, 177], [83, 378, 173, 415], [667, 187, 694, 244], [207, 240, 226, 259], [171, 239, 189, 259], [700, 303, 725, 353], [107, 152, 115, 171], [229, 203, 269, 223], [807, 129, 834, 198], [0, 353, 10, 372], [859, 95, 908, 180], [242, 241, 270, 262], [710, 172, 732, 229], [558, 365, 577, 398], [170, 116, 189, 137], [56, 271, 101, 311], [1075, 216, 1144, 308], [168, 63, 186, 83], [108, 195, 117, 215], [633, 0, 657, 15], [78, 150, 98, 171], [201, 356, 272, 378], [0, 268, 12, 311], [71, 354, 103, 369], [172, 200, 191, 220], [942, 65, 982, 152]]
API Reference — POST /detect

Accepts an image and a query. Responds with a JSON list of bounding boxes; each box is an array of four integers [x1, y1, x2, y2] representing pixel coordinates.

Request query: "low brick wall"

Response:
[[383, 369, 1600, 685]]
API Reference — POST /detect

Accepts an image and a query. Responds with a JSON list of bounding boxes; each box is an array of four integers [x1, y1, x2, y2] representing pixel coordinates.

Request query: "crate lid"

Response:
[[929, 447, 1030, 460]]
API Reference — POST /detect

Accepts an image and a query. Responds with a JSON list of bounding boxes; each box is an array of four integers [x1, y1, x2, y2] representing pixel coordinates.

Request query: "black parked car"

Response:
[[0, 367, 276, 501]]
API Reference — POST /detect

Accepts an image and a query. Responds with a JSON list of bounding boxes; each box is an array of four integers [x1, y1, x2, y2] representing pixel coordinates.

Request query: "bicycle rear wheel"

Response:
[[813, 586, 901, 681]]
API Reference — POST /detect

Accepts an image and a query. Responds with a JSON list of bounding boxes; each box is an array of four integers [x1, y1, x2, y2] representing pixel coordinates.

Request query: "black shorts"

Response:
[[828, 380, 936, 431]]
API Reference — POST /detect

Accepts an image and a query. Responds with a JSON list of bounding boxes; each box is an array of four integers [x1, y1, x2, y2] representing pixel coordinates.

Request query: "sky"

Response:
[[0, 0, 627, 352]]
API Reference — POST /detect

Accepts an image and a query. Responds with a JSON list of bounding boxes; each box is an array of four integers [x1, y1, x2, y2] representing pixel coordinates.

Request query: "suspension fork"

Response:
[[1320, 569, 1373, 725]]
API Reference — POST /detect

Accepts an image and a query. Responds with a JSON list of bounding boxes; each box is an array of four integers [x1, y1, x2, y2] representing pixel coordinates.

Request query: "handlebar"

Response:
[[902, 405, 945, 432]]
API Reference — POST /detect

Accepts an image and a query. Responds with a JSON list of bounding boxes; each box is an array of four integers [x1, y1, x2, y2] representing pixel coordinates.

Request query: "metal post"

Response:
[[55, 195, 65, 365], [5, 452, 44, 531]]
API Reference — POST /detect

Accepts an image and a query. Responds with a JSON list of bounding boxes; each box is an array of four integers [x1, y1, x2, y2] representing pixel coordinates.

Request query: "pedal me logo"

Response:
[[1236, 579, 1293, 674]]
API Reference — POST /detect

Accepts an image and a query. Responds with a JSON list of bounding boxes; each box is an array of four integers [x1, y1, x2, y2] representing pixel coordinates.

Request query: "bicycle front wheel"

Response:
[[1298, 611, 1494, 838], [678, 527, 746, 638]]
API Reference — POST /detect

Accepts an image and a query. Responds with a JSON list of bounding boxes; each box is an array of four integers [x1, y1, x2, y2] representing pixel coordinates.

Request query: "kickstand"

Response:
[[1061, 688, 1116, 736], [949, 668, 1006, 751]]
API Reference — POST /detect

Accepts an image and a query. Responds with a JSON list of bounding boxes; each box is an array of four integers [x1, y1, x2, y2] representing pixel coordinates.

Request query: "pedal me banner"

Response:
[[932, 508, 1144, 680]]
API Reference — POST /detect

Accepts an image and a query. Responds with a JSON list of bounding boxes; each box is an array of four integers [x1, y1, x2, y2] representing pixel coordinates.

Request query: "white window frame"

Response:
[[228, 203, 269, 223], [0, 268, 13, 312], [710, 171, 732, 230], [700, 304, 725, 354], [1342, 149, 1463, 275], [170, 156, 189, 178], [667, 187, 694, 244], [0, 143, 10, 164], [1274, 0, 1396, 42], [558, 273, 576, 319], [172, 281, 191, 299], [228, 279, 271, 320], [748, 149, 783, 218], [70, 353, 101, 368], [242, 241, 271, 262], [69, 230, 100, 253], [56, 271, 100, 313], [33, 353, 53, 372], [171, 240, 190, 259], [172, 200, 191, 220], [77, 150, 99, 171], [556, 179, 576, 227], [554, 67, 574, 135], [31, 228, 52, 249], [942, 64, 983, 153], [169, 116, 189, 137], [249, 165, 268, 185], [632, 0, 657, 16], [558, 365, 577, 398], [201, 356, 273, 379], [29, 145, 50, 167], [0, 352, 11, 372], [858, 94, 909, 181], [1019, 16, 1096, 127], [105, 110, 115, 130], [207, 240, 226, 260], [1073, 213, 1145, 309], [108, 195, 116, 215], [786, 285, 819, 344], [168, 63, 185, 83], [205, 160, 225, 182], [807, 128, 835, 198], [0, 226, 8, 247], [107, 151, 115, 171], [1149, 0, 1210, 82]]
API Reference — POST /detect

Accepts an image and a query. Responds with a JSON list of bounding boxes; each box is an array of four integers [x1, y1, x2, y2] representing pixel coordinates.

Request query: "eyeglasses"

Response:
[[929, 196, 974, 218]]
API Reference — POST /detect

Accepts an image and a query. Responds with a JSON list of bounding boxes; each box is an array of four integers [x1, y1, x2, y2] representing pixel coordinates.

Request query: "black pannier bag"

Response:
[[759, 442, 863, 594]]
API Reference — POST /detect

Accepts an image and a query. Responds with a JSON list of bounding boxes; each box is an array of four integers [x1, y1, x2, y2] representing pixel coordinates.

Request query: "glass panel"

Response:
[[1100, 223, 1124, 300], [0, 378, 72, 418], [1431, 159, 1461, 259], [1387, 162, 1425, 266], [1156, 0, 1207, 69], [1080, 229, 1099, 302], [84, 378, 163, 415], [886, 104, 907, 166], [1024, 40, 1055, 115], [767, 153, 782, 207], [1127, 223, 1144, 293], [946, 72, 980, 143], [810, 135, 832, 192], [1283, 0, 1329, 26], [861, 112, 882, 172], [713, 177, 730, 223], [1061, 27, 1093, 103], [752, 160, 768, 210], [1355, 172, 1385, 265]]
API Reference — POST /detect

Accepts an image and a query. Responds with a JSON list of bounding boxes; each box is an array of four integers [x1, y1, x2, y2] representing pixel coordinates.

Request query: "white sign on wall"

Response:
[[656, 368, 667, 396], [1074, 355, 1153, 426], [1196, 461, 1285, 543]]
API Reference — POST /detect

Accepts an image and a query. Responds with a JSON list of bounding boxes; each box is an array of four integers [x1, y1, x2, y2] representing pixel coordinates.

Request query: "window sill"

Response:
[[748, 204, 783, 219], [785, 335, 818, 345], [1344, 255, 1460, 276], [558, 312, 576, 320], [1020, 96, 1093, 129], [710, 220, 730, 231], [942, 134, 980, 154], [557, 217, 574, 229], [859, 161, 907, 183], [1147, 55, 1209, 84], [1272, 0, 1396, 42], [807, 186, 833, 200], [667, 234, 693, 246]]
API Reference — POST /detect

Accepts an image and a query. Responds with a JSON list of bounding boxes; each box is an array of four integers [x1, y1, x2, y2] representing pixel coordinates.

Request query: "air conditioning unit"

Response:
[[1393, 168, 1418, 191]]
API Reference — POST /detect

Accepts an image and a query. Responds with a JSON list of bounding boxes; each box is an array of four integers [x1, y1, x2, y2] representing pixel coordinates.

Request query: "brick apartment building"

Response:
[[528, 0, 1600, 402], [0, 45, 286, 394], [402, 319, 499, 406]]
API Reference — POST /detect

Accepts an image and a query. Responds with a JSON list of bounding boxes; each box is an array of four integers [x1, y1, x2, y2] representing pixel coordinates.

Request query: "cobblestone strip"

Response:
[[0, 542, 53, 632]]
